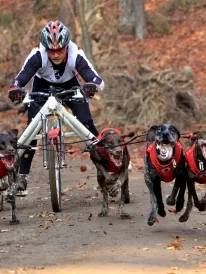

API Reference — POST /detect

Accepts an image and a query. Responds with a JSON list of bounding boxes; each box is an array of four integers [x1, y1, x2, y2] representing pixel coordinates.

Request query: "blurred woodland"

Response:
[[1, 0, 206, 134]]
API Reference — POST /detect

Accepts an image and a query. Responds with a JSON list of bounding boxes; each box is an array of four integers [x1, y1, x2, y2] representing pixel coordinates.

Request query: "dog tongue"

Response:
[[158, 144, 173, 161], [1, 156, 14, 168]]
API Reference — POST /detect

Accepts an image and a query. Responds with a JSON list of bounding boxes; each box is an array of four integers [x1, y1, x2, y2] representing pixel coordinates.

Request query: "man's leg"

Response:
[[17, 103, 39, 195], [68, 100, 99, 136]]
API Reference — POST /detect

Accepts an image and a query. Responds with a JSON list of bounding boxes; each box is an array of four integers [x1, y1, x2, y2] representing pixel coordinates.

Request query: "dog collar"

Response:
[[185, 143, 206, 183], [146, 141, 182, 183]]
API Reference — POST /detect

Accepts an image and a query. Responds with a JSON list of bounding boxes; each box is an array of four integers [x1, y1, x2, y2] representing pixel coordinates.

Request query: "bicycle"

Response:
[[18, 86, 98, 212]]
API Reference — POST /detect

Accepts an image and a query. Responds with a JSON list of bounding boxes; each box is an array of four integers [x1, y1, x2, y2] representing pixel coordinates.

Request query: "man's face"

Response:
[[47, 47, 67, 65]]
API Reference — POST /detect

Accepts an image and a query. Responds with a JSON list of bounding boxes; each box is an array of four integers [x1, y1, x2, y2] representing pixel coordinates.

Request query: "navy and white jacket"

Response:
[[10, 41, 104, 92]]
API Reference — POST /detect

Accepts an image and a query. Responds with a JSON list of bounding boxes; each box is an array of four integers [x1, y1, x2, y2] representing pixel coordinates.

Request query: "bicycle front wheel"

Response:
[[47, 121, 61, 212]]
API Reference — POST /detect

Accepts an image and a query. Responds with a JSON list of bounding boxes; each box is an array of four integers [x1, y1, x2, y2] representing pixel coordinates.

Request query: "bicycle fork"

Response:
[[42, 116, 66, 169]]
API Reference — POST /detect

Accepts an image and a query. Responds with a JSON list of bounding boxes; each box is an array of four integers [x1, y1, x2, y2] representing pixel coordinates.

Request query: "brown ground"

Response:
[[0, 153, 206, 274]]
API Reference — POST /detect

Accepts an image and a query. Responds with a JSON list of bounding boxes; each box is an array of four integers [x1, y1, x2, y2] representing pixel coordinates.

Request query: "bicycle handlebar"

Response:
[[23, 86, 86, 104]]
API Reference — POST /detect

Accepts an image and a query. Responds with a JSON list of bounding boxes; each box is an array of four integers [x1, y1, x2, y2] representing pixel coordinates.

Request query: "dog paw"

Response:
[[179, 214, 189, 223], [120, 212, 131, 219], [148, 215, 159, 226], [10, 219, 20, 225], [158, 208, 166, 217], [197, 202, 206, 212], [98, 211, 108, 217], [147, 218, 156, 226], [166, 196, 175, 206], [175, 203, 184, 212]]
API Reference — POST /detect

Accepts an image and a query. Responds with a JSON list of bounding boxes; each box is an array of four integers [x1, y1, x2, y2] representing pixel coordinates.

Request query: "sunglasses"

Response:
[[47, 47, 66, 55]]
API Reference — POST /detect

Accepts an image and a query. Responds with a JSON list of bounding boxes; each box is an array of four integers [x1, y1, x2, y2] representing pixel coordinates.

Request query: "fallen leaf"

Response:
[[0, 229, 10, 233], [38, 211, 56, 217], [193, 245, 206, 251], [103, 231, 108, 234], [88, 213, 92, 220], [77, 182, 86, 190], [80, 165, 87, 172], [165, 241, 182, 250], [0, 250, 8, 253], [129, 221, 136, 224]]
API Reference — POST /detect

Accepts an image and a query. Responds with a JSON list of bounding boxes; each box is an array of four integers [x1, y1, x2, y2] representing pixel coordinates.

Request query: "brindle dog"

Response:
[[144, 124, 187, 226], [0, 129, 20, 224], [179, 132, 206, 222], [90, 128, 131, 219]]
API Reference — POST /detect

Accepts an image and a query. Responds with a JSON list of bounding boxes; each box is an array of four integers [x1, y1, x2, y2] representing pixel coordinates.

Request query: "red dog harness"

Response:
[[0, 160, 7, 179], [146, 142, 183, 183], [185, 143, 206, 184], [97, 128, 127, 173]]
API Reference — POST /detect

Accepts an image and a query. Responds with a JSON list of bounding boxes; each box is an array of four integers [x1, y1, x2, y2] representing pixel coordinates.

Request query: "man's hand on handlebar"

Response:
[[82, 82, 98, 98], [8, 87, 25, 103]]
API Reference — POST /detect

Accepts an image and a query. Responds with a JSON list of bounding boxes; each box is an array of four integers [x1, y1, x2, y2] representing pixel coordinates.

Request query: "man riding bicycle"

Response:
[[8, 20, 105, 195]]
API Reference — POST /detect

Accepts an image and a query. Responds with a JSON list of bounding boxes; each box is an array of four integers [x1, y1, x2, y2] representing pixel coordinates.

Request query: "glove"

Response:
[[82, 83, 98, 98], [8, 88, 25, 103]]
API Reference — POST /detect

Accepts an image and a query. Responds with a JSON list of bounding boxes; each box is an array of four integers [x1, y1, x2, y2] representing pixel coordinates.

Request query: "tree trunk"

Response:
[[76, 0, 97, 71], [118, 0, 146, 39], [133, 0, 147, 40], [58, 0, 77, 40]]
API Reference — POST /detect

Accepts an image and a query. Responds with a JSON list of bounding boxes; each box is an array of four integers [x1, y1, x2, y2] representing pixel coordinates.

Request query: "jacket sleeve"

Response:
[[9, 49, 42, 89], [75, 49, 105, 91]]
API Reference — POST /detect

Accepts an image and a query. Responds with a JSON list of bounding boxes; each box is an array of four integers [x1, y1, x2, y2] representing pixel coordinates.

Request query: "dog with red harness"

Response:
[[0, 129, 20, 224], [179, 132, 206, 222], [144, 124, 187, 226], [90, 128, 131, 219]]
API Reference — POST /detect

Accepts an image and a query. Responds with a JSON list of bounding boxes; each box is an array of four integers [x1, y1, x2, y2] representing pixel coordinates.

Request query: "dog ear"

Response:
[[146, 125, 158, 142], [173, 126, 180, 140], [8, 129, 18, 137]]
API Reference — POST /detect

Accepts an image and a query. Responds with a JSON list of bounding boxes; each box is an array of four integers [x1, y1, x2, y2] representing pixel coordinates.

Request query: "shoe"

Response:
[[128, 160, 132, 172], [16, 174, 28, 197]]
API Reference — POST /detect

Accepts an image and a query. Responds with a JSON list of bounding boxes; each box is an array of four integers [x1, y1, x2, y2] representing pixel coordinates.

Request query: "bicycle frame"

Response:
[[18, 93, 97, 165]]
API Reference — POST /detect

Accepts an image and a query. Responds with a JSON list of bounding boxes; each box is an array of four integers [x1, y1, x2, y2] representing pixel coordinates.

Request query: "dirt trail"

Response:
[[0, 155, 206, 274]]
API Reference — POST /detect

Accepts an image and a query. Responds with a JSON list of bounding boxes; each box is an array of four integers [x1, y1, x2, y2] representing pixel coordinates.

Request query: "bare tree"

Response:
[[118, 0, 146, 39], [76, 0, 97, 70], [133, 0, 147, 40], [58, 0, 77, 40]]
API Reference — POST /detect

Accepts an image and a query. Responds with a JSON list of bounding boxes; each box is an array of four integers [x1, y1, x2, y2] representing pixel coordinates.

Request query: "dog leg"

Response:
[[179, 192, 193, 222], [99, 187, 109, 217], [108, 170, 129, 198], [7, 173, 19, 225], [153, 181, 166, 217], [144, 169, 158, 226], [200, 193, 206, 204], [0, 191, 3, 212], [119, 177, 131, 219], [97, 171, 109, 217], [123, 176, 130, 204], [166, 180, 179, 206], [175, 177, 186, 212], [94, 162, 111, 183], [187, 179, 205, 211]]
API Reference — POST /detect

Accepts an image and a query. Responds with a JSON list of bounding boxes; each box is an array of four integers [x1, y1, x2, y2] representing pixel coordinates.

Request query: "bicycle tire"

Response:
[[47, 119, 62, 212]]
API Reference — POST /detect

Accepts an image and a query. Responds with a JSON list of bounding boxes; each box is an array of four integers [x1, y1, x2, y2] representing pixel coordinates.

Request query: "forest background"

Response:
[[0, 0, 206, 135]]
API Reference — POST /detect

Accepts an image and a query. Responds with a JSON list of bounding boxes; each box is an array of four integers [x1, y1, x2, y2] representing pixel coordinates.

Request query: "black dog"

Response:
[[144, 124, 187, 226], [179, 132, 206, 222], [0, 129, 20, 224], [90, 128, 131, 219]]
